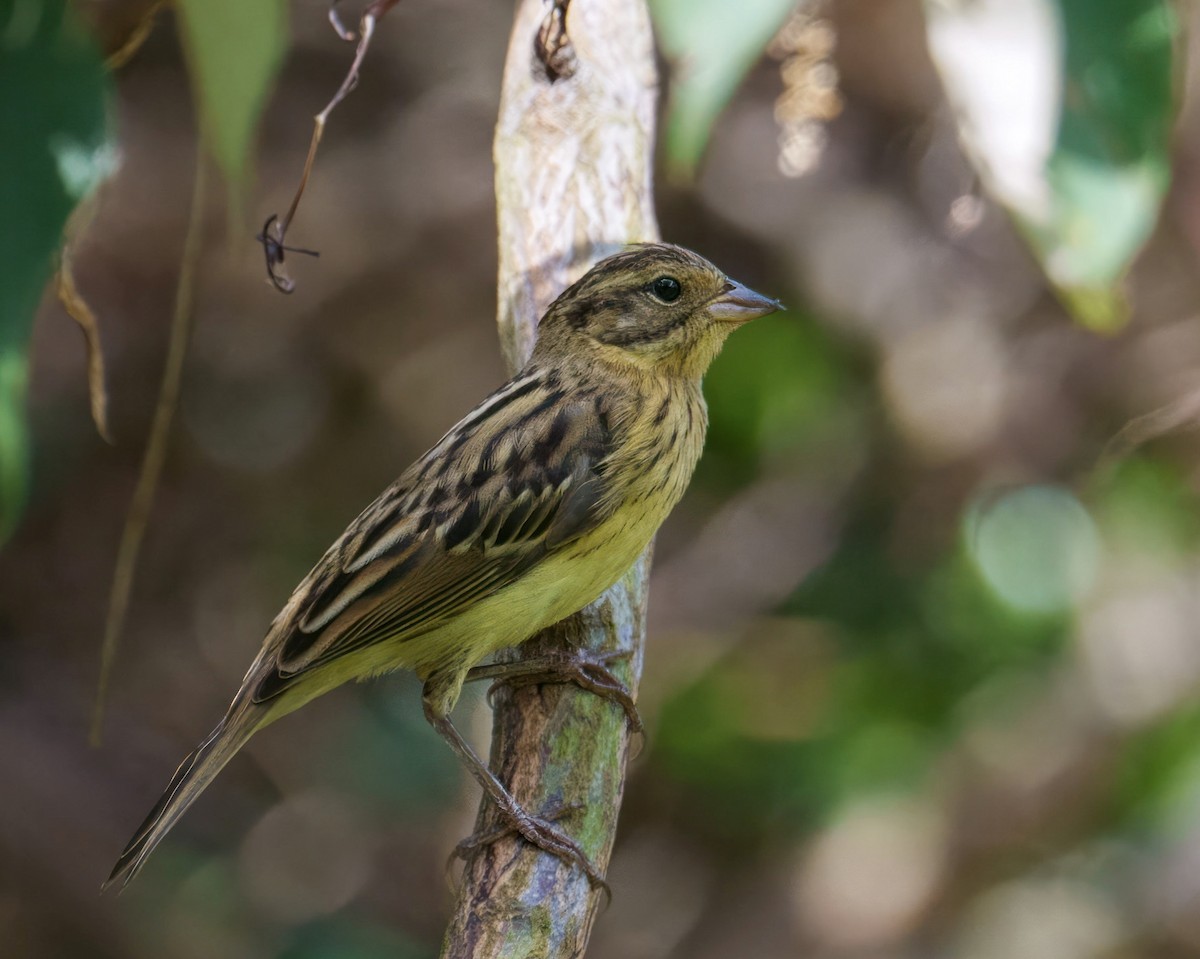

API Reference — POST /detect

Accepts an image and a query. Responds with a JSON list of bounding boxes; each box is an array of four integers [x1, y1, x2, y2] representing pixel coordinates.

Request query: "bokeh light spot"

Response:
[[966, 485, 1100, 613], [237, 791, 371, 924], [792, 793, 946, 949], [881, 316, 1007, 461]]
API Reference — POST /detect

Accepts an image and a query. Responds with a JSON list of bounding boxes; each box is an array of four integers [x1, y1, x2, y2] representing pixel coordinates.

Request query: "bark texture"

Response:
[[439, 1, 659, 956]]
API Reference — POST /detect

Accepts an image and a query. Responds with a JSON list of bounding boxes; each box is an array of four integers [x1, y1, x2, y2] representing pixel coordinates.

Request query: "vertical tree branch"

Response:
[[440, 0, 659, 956]]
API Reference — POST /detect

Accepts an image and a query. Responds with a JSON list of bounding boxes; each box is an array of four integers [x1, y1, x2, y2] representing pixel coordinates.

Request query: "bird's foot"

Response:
[[465, 649, 643, 742], [450, 800, 609, 897]]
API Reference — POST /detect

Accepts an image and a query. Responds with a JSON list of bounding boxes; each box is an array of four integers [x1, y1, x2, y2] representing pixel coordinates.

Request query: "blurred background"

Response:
[[6, 0, 1200, 956]]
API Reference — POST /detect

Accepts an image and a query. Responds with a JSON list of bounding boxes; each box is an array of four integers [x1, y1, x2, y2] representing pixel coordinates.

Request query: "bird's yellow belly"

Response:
[[399, 507, 657, 677]]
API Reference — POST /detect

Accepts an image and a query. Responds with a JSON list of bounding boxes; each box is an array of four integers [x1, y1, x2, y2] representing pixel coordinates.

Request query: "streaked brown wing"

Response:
[[253, 377, 612, 702]]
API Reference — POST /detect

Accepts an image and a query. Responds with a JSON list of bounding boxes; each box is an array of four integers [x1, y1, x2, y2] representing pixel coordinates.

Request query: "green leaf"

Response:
[[175, 0, 288, 203], [925, 0, 1178, 330], [0, 0, 112, 541], [650, 0, 796, 179]]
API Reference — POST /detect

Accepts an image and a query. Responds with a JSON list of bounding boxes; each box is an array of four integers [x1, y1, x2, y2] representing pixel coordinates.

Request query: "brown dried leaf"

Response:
[[57, 247, 113, 444]]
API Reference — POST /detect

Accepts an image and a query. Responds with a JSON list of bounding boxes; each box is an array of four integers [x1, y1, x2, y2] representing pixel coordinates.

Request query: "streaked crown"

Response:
[[533, 243, 781, 378]]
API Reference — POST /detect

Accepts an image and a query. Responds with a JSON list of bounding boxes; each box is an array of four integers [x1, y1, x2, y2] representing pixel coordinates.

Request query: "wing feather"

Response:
[[252, 376, 613, 702]]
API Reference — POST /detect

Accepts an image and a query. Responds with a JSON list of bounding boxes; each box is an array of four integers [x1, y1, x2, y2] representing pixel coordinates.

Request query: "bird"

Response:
[[105, 242, 782, 890]]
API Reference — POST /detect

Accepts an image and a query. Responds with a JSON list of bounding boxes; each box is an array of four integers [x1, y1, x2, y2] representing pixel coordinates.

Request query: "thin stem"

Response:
[[262, 0, 403, 293], [91, 145, 208, 745]]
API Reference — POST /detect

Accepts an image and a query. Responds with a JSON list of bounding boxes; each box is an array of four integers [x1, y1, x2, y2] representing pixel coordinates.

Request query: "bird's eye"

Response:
[[651, 276, 682, 303]]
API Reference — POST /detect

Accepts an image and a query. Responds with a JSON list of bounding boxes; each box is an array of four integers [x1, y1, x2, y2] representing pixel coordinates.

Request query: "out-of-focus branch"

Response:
[[440, 0, 659, 956], [91, 148, 208, 744]]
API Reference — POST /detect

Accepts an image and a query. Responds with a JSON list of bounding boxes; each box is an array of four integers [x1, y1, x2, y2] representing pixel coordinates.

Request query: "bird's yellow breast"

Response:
[[399, 380, 706, 679]]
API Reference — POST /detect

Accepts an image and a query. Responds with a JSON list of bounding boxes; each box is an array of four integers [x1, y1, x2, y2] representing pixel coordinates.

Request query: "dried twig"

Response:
[[1097, 387, 1200, 473], [256, 214, 319, 293], [535, 0, 576, 81], [103, 0, 166, 70], [259, 0, 403, 293], [91, 148, 208, 745]]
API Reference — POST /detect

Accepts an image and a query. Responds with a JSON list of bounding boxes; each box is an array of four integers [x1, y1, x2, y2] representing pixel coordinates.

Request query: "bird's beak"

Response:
[[706, 278, 784, 324]]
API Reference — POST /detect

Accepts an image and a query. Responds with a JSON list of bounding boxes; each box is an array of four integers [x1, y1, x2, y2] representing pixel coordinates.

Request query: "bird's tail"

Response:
[[104, 702, 261, 891]]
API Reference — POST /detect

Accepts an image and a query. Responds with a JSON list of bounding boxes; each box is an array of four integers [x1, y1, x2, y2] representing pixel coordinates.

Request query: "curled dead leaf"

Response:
[[57, 246, 113, 444]]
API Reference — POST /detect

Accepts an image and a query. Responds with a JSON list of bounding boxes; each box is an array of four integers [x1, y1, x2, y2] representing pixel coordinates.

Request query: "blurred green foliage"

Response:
[[650, 0, 797, 180], [0, 0, 111, 541], [1039, 0, 1177, 329], [280, 919, 430, 959], [340, 679, 461, 813], [1092, 456, 1200, 557], [659, 396, 1200, 855], [176, 0, 288, 211], [1111, 702, 1200, 835], [655, 518, 1068, 838], [927, 0, 1179, 331], [701, 311, 860, 490]]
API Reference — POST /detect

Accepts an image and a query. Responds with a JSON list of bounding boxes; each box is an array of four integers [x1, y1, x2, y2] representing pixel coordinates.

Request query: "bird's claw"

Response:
[[481, 648, 644, 747], [448, 801, 610, 899]]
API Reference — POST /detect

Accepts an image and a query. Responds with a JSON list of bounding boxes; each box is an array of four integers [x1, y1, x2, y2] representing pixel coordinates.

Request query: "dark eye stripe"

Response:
[[597, 313, 691, 347]]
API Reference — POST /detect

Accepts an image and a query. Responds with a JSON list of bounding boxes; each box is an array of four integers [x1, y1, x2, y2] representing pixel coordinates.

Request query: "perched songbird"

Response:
[[106, 243, 781, 889]]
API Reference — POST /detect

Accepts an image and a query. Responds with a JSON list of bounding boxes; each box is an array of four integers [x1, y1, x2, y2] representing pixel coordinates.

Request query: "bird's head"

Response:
[[534, 243, 782, 380]]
